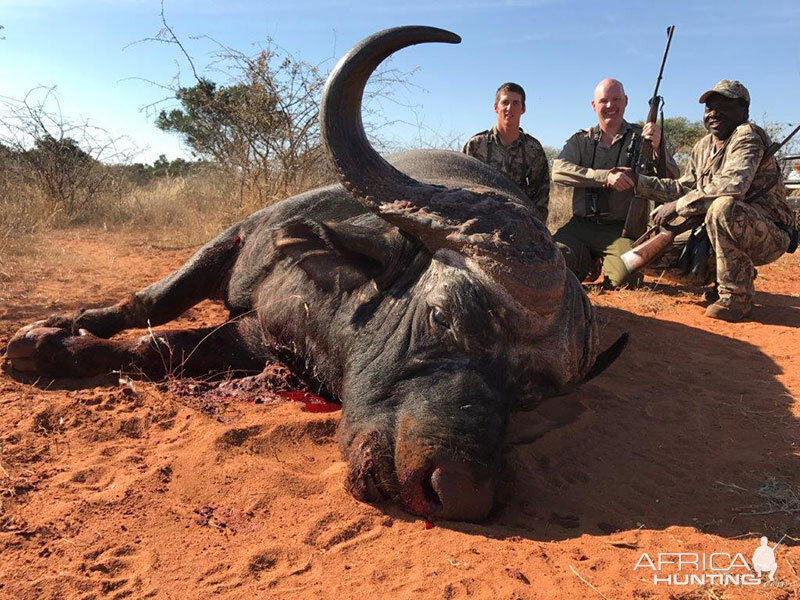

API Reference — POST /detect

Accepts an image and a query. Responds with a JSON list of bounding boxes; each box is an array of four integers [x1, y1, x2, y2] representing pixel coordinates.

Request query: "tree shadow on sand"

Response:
[[468, 305, 800, 543]]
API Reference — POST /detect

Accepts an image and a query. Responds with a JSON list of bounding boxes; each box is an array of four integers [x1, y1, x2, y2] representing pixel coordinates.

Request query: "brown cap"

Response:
[[698, 80, 750, 106]]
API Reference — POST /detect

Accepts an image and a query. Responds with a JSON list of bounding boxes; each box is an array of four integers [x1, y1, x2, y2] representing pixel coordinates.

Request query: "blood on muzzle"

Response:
[[398, 452, 494, 522]]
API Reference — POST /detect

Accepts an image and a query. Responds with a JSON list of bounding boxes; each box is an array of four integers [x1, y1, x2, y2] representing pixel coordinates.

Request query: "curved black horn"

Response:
[[321, 26, 460, 207]]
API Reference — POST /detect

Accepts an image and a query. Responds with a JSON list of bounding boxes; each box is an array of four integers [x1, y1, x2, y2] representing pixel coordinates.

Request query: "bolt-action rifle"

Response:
[[621, 25, 675, 240]]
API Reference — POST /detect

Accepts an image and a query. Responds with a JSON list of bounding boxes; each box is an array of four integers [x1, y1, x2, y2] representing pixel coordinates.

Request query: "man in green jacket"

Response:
[[552, 78, 678, 288]]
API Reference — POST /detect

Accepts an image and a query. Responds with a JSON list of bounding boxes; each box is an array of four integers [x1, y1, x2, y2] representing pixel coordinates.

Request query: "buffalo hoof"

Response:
[[5, 325, 110, 377], [18, 307, 126, 339]]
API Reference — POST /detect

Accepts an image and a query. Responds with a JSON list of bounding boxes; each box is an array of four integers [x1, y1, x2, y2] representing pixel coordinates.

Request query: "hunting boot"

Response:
[[705, 295, 753, 322]]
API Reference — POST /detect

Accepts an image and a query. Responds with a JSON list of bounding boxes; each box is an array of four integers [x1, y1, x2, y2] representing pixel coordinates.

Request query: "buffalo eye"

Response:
[[429, 306, 449, 329]]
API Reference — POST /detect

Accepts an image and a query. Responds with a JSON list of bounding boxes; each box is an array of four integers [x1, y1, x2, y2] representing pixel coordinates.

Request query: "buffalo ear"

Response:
[[273, 218, 402, 292], [583, 332, 629, 382]]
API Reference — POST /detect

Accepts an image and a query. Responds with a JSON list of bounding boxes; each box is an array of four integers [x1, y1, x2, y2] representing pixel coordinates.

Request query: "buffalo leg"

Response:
[[5, 319, 266, 379], [40, 232, 244, 338]]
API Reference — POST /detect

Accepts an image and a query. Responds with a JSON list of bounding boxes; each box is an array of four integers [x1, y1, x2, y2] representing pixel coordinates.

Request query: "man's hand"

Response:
[[614, 166, 638, 185], [643, 122, 662, 149], [606, 168, 635, 192], [651, 200, 678, 227]]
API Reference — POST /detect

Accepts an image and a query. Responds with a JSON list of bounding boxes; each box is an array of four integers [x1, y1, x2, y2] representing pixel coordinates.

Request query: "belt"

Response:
[[582, 215, 620, 226]]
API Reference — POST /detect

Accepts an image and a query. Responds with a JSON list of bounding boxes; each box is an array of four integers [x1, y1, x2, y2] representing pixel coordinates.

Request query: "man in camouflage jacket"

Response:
[[631, 80, 796, 322], [462, 82, 550, 224]]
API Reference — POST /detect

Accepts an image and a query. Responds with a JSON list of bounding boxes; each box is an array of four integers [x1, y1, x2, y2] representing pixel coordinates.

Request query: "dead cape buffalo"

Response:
[[6, 26, 625, 522]]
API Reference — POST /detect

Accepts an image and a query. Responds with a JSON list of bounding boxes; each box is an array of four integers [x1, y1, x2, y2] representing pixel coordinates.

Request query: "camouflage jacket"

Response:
[[636, 122, 794, 227], [552, 120, 680, 223], [462, 127, 550, 224]]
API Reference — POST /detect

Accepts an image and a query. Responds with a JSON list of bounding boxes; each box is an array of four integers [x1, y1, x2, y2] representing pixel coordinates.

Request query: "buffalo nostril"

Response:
[[398, 464, 443, 519], [397, 457, 495, 521], [421, 468, 444, 514], [429, 464, 494, 522]]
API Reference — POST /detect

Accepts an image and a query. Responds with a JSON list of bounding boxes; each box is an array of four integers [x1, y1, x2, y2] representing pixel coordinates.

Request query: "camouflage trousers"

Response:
[[705, 196, 790, 305]]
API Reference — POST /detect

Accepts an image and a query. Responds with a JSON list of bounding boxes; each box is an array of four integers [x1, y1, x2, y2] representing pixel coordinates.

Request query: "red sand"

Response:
[[1, 229, 798, 599]]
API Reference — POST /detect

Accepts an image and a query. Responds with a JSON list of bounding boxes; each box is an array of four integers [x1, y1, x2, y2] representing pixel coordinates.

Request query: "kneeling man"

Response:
[[552, 78, 678, 288], [631, 80, 796, 321]]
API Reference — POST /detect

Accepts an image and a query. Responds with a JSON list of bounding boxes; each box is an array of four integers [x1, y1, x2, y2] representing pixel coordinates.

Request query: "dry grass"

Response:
[[0, 181, 59, 286], [589, 281, 684, 315], [627, 285, 676, 315], [112, 171, 246, 247], [0, 181, 55, 241], [756, 478, 800, 517], [547, 183, 572, 232], [0, 165, 312, 253]]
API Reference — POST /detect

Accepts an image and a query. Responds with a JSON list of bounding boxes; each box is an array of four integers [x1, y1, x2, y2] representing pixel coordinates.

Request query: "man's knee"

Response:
[[603, 256, 642, 289], [601, 237, 640, 288], [704, 195, 737, 228]]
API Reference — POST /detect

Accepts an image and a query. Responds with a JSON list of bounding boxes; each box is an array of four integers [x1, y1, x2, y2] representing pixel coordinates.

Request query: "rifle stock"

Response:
[[621, 178, 652, 241], [620, 229, 677, 273], [620, 218, 701, 274]]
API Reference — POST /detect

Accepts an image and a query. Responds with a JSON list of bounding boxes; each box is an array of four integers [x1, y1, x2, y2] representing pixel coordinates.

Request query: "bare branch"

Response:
[[0, 87, 138, 218], [131, 15, 424, 205]]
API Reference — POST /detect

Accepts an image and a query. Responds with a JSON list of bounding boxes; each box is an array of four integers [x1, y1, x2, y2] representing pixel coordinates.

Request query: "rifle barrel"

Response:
[[778, 124, 800, 151], [652, 25, 675, 100], [762, 124, 800, 162], [771, 533, 787, 550]]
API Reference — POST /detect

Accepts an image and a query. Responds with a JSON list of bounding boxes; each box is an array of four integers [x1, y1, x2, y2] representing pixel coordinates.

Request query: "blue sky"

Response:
[[1, 0, 798, 163]]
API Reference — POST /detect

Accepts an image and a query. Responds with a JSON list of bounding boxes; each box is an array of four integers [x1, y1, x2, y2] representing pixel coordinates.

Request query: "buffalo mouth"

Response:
[[344, 430, 496, 522]]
